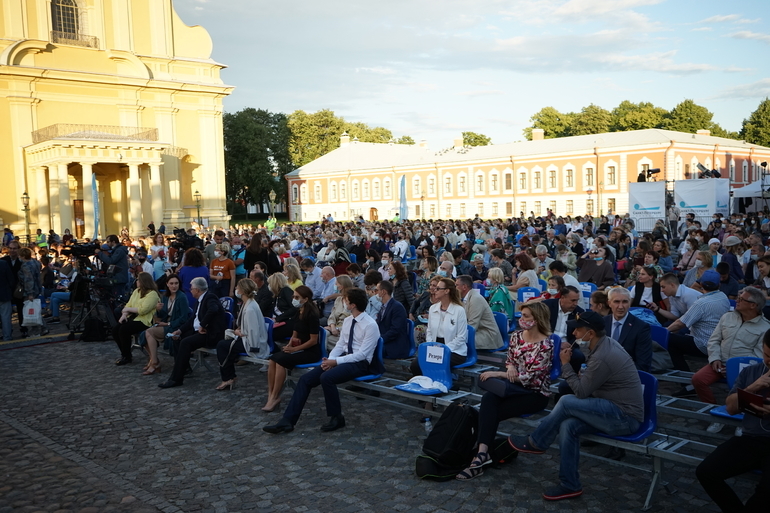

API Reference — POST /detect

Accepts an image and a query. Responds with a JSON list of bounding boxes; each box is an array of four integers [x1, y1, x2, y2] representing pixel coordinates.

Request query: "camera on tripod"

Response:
[[168, 227, 202, 251]]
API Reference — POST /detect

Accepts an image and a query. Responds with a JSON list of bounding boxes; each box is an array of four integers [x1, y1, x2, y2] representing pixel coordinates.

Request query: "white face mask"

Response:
[[547, 288, 558, 295], [694, 260, 703, 268], [214, 251, 222, 258], [291, 298, 301, 308], [576, 334, 591, 351]]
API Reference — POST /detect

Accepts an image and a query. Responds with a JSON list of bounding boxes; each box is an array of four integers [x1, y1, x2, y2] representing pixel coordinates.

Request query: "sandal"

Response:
[[469, 452, 492, 469], [455, 466, 484, 481]]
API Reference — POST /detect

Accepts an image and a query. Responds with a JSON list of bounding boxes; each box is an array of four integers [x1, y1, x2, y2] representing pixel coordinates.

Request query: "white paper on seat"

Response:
[[426, 345, 444, 364]]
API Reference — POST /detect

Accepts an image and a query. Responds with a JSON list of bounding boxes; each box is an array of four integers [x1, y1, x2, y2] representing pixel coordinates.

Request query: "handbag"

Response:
[[13, 282, 24, 300], [22, 298, 43, 327]]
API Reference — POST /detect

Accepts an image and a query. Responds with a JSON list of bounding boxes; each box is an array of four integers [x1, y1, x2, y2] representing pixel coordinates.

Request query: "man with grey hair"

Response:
[[604, 287, 652, 372], [159, 276, 227, 389], [692, 286, 770, 432], [438, 260, 456, 279], [534, 245, 554, 278]]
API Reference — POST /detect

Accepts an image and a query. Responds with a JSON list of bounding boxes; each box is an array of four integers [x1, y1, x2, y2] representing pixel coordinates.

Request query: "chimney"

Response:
[[453, 136, 463, 149], [340, 131, 350, 147], [531, 128, 545, 141], [419, 140, 428, 148], [696, 129, 711, 136]]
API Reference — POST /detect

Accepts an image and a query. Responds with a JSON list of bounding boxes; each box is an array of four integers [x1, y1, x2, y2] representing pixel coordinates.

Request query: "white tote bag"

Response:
[[22, 299, 43, 327]]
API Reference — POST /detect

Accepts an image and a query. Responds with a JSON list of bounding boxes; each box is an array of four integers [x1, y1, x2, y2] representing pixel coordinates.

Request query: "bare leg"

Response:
[[263, 364, 286, 411]]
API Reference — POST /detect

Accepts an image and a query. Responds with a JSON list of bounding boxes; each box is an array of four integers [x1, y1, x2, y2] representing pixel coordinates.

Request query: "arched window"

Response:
[[52, 0, 79, 36]]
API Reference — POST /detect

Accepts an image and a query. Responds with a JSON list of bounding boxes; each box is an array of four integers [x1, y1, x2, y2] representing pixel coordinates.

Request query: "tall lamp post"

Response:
[[598, 181, 604, 216], [21, 191, 30, 245], [269, 190, 276, 218], [420, 190, 425, 220], [586, 187, 593, 216], [194, 190, 202, 227]]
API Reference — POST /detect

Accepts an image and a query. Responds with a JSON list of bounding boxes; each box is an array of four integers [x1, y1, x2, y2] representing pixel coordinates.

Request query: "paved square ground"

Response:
[[0, 339, 758, 513]]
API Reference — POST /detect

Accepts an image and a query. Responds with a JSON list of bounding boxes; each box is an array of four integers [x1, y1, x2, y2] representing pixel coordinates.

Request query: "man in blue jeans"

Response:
[[508, 311, 644, 501]]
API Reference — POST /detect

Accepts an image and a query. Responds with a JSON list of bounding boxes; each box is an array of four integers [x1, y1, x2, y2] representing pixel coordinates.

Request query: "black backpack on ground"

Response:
[[415, 403, 478, 480], [489, 436, 519, 466], [80, 318, 108, 342]]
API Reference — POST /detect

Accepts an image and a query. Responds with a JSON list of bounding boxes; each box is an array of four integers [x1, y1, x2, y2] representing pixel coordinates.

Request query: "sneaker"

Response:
[[735, 427, 743, 437], [672, 385, 696, 398], [48, 317, 61, 324], [508, 435, 545, 454], [706, 422, 724, 433], [543, 485, 583, 501]]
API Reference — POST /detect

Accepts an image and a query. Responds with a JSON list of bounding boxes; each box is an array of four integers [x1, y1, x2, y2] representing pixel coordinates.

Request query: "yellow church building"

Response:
[[0, 0, 233, 240]]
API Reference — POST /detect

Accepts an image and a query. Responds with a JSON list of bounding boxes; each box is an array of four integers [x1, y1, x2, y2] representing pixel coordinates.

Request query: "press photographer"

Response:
[[94, 235, 130, 294]]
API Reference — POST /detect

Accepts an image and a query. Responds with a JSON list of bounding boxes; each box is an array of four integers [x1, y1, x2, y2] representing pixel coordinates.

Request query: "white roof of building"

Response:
[[286, 129, 769, 178]]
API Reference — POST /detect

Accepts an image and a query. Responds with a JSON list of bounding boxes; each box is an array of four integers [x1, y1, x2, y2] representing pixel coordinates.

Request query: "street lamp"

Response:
[[269, 189, 276, 218], [194, 190, 202, 227], [420, 190, 425, 220], [598, 181, 604, 216], [586, 187, 593, 216], [21, 191, 30, 245]]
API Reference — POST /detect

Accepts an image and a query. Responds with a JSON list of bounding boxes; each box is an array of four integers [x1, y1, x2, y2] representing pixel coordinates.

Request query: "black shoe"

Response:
[[320, 415, 346, 432], [115, 357, 133, 366], [158, 379, 182, 389], [184, 367, 194, 376], [672, 385, 696, 398], [580, 439, 600, 448], [263, 418, 294, 434], [604, 447, 626, 461], [20, 331, 28, 339], [48, 318, 61, 324]]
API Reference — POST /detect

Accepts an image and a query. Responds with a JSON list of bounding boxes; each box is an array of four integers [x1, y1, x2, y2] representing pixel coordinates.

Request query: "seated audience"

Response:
[[374, 280, 410, 359], [656, 273, 702, 323], [457, 274, 501, 350], [250, 270, 273, 317], [324, 275, 354, 351], [142, 274, 190, 375], [508, 253, 541, 293], [715, 262, 740, 300], [469, 254, 488, 284], [589, 290, 610, 317], [605, 287, 652, 372], [112, 272, 160, 366], [269, 273, 298, 340], [577, 247, 615, 290], [364, 270, 384, 318], [548, 260, 581, 290]]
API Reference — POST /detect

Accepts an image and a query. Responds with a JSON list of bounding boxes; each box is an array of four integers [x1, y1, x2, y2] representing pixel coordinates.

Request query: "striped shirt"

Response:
[[679, 290, 731, 351]]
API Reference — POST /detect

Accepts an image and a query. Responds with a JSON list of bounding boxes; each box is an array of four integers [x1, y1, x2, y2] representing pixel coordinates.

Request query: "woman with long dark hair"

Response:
[[244, 233, 269, 275]]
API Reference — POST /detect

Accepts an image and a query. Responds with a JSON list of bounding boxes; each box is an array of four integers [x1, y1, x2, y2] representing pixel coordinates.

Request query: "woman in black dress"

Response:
[[263, 285, 320, 412]]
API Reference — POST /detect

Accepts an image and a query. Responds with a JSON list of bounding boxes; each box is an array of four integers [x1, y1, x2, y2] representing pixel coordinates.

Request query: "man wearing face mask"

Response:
[[374, 280, 410, 358], [543, 286, 585, 372], [508, 311, 644, 501], [264, 288, 381, 434], [456, 275, 500, 350]]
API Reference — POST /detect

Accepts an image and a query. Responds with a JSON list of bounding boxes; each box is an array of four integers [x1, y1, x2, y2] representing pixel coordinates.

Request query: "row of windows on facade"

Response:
[[292, 158, 757, 204], [52, 0, 79, 35], [297, 198, 617, 220]]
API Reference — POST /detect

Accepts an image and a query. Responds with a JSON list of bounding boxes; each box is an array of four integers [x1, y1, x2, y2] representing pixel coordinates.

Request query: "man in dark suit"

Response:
[[543, 286, 585, 372], [374, 280, 410, 359], [0, 258, 13, 341], [159, 277, 227, 388], [605, 287, 652, 372], [1, 241, 25, 337], [251, 270, 273, 317]]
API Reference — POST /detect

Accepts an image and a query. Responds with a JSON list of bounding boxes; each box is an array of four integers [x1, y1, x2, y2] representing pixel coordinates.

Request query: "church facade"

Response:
[[0, 0, 233, 239]]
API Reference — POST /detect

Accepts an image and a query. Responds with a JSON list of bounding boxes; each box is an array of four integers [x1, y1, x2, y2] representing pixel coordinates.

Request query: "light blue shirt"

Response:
[[304, 267, 324, 299]]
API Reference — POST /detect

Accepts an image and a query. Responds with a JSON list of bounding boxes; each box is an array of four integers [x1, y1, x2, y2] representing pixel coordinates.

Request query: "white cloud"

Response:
[[713, 78, 770, 99], [698, 14, 741, 23], [730, 31, 770, 44], [355, 67, 397, 75], [596, 51, 717, 74], [458, 90, 505, 98], [691, 27, 712, 32]]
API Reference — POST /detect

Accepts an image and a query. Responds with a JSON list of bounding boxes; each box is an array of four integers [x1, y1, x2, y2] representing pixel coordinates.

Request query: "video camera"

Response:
[[168, 227, 203, 251], [61, 243, 99, 258]]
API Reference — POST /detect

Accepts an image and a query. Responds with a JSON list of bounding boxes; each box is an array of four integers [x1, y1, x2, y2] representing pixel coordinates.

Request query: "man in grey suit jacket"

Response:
[[457, 275, 501, 350], [605, 287, 652, 372]]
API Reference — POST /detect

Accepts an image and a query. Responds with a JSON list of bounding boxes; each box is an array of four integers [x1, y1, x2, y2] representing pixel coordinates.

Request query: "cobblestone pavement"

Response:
[[0, 339, 758, 513]]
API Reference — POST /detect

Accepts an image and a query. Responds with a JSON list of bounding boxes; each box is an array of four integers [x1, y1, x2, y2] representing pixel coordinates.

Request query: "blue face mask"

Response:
[[593, 257, 603, 261], [475, 239, 484, 244], [438, 270, 448, 277]]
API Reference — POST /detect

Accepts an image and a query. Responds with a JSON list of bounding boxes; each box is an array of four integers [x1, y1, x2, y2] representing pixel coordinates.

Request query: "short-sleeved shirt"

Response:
[[719, 277, 740, 298], [731, 362, 770, 437], [679, 291, 731, 351], [210, 258, 235, 279], [668, 284, 702, 318]]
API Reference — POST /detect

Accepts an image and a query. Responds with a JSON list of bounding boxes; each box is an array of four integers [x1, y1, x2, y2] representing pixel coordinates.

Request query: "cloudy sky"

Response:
[[174, 0, 770, 148]]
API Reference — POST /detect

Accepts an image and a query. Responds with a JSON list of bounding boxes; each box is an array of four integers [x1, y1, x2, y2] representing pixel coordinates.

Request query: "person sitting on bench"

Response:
[[263, 288, 381, 434]]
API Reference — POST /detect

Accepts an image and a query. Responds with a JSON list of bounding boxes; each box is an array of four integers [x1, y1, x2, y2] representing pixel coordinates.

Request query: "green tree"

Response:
[[462, 131, 492, 146], [396, 135, 415, 145], [569, 104, 612, 136], [661, 99, 715, 133], [523, 106, 574, 140], [740, 98, 770, 147], [610, 100, 668, 131], [223, 108, 292, 214]]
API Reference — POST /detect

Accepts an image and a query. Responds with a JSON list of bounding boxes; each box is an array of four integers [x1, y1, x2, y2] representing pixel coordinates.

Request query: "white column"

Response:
[[80, 162, 95, 239], [128, 163, 142, 236], [57, 162, 72, 234], [149, 162, 164, 227], [35, 167, 50, 233]]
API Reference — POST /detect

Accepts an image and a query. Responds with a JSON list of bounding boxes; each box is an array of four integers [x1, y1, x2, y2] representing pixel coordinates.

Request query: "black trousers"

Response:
[[696, 435, 770, 512], [216, 337, 246, 382], [12, 296, 26, 333], [477, 391, 549, 446], [112, 320, 148, 359], [410, 352, 466, 375], [170, 330, 214, 384], [667, 333, 706, 371]]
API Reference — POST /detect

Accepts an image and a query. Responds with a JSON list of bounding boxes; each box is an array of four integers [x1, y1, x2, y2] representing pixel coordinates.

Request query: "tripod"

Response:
[[66, 278, 118, 340]]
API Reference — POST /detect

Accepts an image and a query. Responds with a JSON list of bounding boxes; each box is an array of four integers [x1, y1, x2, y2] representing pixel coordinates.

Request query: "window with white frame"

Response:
[[607, 166, 616, 185], [330, 184, 337, 201], [460, 203, 466, 217], [340, 182, 346, 200], [459, 176, 466, 193], [505, 173, 512, 190], [428, 178, 435, 194], [430, 204, 436, 217], [534, 171, 541, 189], [506, 202, 512, 215], [315, 184, 321, 202], [534, 201, 541, 215], [550, 200, 556, 213], [566, 200, 573, 214], [585, 168, 594, 186], [352, 182, 358, 200], [565, 169, 574, 188], [292, 185, 298, 203], [384, 180, 390, 198], [478, 203, 484, 217], [476, 175, 484, 193], [587, 199, 594, 215], [519, 173, 527, 190], [446, 204, 452, 218], [492, 203, 498, 216], [301, 184, 308, 203], [520, 201, 526, 214], [373, 181, 380, 199], [363, 181, 369, 199], [491, 174, 498, 192], [608, 198, 616, 213], [549, 169, 556, 188], [729, 162, 735, 182], [445, 176, 452, 194]]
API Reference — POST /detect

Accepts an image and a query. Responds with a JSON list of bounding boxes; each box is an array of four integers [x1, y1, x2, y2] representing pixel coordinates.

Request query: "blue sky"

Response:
[[175, 0, 770, 148]]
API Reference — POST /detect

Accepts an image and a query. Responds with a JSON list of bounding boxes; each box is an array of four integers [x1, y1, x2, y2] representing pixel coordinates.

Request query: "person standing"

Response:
[[0, 258, 13, 341], [2, 241, 25, 338], [667, 204, 680, 241]]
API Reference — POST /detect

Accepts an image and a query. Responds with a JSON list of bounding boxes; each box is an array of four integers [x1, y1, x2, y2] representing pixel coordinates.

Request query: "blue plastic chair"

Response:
[[538, 279, 548, 292], [406, 319, 417, 358], [453, 325, 477, 369], [597, 371, 658, 442], [710, 356, 763, 421], [409, 272, 418, 294], [294, 327, 327, 369], [472, 282, 487, 297], [349, 253, 357, 264], [393, 342, 453, 395], [220, 297, 235, 314], [225, 311, 234, 330], [579, 282, 597, 310], [490, 311, 509, 352], [729, 299, 736, 311], [514, 287, 540, 319], [549, 333, 563, 381], [650, 325, 669, 350], [264, 318, 275, 353], [354, 337, 384, 382]]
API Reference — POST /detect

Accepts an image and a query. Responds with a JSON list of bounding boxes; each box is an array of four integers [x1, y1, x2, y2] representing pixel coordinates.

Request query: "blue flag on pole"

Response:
[[399, 175, 408, 221]]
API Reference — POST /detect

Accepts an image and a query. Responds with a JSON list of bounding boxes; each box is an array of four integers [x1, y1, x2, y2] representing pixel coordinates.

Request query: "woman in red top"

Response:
[[209, 243, 236, 298]]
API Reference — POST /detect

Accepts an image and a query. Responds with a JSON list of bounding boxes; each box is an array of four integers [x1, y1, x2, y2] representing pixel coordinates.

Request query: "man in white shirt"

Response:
[[657, 273, 702, 321], [548, 261, 580, 289], [393, 234, 409, 262], [301, 259, 324, 300], [264, 288, 381, 434]]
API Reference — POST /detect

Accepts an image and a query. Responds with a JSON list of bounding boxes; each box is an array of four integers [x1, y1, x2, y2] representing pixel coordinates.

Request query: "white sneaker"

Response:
[[735, 427, 743, 437], [707, 422, 724, 433]]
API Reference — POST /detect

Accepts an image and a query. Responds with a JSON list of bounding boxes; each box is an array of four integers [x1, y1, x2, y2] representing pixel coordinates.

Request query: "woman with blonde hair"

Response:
[[209, 242, 236, 298], [487, 267, 514, 321], [113, 272, 160, 366], [323, 275, 354, 351], [269, 272, 299, 340], [457, 301, 554, 480], [284, 263, 303, 290]]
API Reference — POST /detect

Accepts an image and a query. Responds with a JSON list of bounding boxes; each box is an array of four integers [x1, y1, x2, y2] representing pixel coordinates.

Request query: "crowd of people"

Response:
[[2, 209, 769, 510]]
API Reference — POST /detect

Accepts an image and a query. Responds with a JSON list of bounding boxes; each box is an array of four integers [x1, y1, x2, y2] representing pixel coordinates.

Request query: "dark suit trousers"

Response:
[[283, 360, 370, 425], [171, 330, 214, 384]]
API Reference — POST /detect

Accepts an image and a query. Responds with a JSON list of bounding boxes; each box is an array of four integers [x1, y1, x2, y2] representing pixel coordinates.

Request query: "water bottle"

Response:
[[580, 363, 587, 376], [423, 417, 433, 434]]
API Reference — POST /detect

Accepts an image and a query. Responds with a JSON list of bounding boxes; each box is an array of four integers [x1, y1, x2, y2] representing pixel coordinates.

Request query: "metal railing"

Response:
[[162, 146, 189, 159], [51, 30, 99, 48], [32, 124, 159, 144]]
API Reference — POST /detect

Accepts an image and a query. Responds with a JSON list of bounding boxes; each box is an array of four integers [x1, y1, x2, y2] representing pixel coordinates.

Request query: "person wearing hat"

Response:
[[666, 269, 731, 376], [707, 238, 723, 268], [720, 235, 745, 283], [507, 310, 644, 501]]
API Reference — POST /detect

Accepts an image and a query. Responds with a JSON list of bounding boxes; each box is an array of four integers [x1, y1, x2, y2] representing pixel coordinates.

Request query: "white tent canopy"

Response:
[[733, 178, 770, 198]]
